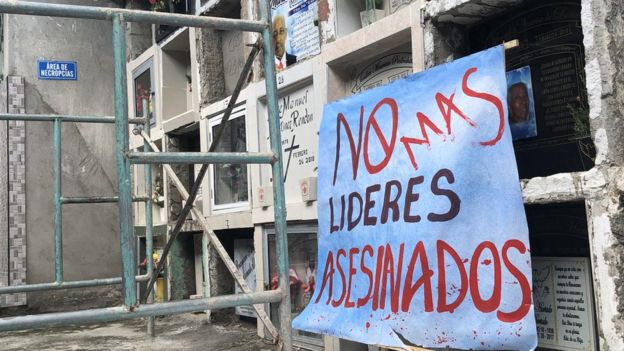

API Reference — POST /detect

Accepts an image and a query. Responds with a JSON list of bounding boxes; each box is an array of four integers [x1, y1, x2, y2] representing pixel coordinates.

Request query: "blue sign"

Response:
[[292, 46, 537, 350], [38, 60, 77, 81]]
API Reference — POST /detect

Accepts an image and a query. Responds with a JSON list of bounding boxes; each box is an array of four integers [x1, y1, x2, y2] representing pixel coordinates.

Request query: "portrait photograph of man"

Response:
[[506, 66, 537, 140], [272, 13, 297, 72]]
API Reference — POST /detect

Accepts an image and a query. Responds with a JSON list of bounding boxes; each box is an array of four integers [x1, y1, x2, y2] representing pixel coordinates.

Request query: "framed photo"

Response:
[[506, 65, 537, 140], [132, 58, 157, 127], [271, 0, 320, 72]]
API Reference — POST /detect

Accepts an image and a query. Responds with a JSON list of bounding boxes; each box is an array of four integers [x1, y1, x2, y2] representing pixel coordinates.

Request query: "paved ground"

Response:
[[0, 313, 276, 351]]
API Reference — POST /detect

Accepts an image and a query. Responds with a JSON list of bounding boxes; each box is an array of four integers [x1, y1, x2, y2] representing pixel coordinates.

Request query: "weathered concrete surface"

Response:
[[422, 20, 468, 68], [222, 29, 246, 96], [196, 28, 226, 106], [425, 0, 523, 25], [169, 233, 197, 301], [0, 314, 275, 351], [581, 0, 624, 167], [2, 0, 123, 311], [125, 0, 153, 61], [580, 0, 624, 350], [3, 286, 122, 316], [6, 0, 120, 183], [24, 84, 120, 279], [165, 134, 191, 222], [196, 1, 253, 105], [520, 167, 610, 204], [422, 0, 525, 68], [317, 0, 337, 45]]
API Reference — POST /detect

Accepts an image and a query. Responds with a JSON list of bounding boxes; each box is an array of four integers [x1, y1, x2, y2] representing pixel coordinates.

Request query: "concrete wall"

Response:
[[3, 0, 123, 311], [124, 0, 153, 62], [580, 1, 624, 350]]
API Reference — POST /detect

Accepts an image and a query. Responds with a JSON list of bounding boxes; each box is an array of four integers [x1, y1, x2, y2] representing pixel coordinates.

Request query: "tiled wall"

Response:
[[1, 76, 27, 307]]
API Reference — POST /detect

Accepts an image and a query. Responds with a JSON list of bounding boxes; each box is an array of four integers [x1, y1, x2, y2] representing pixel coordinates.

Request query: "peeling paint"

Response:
[[585, 59, 602, 120], [318, 0, 336, 45], [593, 128, 609, 165], [318, 0, 330, 21]]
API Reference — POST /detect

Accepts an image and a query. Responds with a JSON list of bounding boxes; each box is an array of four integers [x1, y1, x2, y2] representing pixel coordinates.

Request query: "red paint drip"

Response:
[[435, 335, 449, 344]]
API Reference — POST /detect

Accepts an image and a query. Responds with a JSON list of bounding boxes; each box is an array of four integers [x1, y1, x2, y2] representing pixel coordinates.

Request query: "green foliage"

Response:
[[568, 103, 590, 137], [567, 98, 594, 161], [569, 75, 590, 137]]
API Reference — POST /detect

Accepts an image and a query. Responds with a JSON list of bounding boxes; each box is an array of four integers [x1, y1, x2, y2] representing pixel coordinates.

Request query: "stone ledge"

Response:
[[520, 167, 616, 204]]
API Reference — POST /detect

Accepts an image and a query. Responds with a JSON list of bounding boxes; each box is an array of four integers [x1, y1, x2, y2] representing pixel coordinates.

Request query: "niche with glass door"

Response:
[[207, 105, 250, 212], [132, 57, 157, 127]]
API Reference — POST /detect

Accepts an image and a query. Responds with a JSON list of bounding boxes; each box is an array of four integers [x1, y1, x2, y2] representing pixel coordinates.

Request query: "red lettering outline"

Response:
[[435, 92, 476, 135], [436, 240, 468, 313], [469, 241, 502, 313], [497, 240, 532, 323], [363, 98, 398, 174], [461, 67, 505, 146], [333, 110, 363, 185], [400, 112, 444, 170]]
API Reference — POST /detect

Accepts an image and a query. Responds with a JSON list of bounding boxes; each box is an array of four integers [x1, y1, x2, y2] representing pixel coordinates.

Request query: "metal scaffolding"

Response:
[[0, 1, 292, 349]]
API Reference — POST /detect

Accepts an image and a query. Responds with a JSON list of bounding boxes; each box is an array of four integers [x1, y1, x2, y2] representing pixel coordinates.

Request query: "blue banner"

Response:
[[292, 46, 537, 350], [38, 60, 77, 81]]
